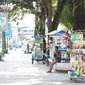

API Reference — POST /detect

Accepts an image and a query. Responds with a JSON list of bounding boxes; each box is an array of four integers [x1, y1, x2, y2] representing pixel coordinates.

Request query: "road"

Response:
[[0, 49, 85, 85]]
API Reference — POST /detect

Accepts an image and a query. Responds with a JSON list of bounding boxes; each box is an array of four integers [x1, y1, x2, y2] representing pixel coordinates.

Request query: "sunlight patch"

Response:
[[53, 81, 63, 84], [0, 80, 42, 85]]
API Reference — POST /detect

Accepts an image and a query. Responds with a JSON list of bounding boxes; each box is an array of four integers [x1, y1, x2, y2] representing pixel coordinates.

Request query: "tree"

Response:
[[73, 0, 85, 31], [52, 0, 85, 32], [34, 0, 46, 35], [44, 0, 53, 33], [51, 0, 68, 31], [8, 0, 47, 36], [60, 0, 75, 30], [2, 0, 85, 34]]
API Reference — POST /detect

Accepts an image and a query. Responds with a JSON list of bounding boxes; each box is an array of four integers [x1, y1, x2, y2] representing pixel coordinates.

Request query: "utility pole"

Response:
[[2, 31, 5, 55], [1, 0, 7, 55], [0, 8, 6, 56]]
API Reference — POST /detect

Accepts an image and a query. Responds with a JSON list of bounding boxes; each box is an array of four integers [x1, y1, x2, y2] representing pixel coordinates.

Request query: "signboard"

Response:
[[8, 23, 11, 31], [0, 12, 8, 31], [5, 23, 11, 36], [5, 31, 11, 36]]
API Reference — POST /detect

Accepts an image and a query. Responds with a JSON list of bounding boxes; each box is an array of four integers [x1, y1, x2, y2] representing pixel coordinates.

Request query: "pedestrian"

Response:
[[45, 43, 50, 58], [27, 43, 29, 53], [47, 46, 61, 73], [44, 43, 50, 65]]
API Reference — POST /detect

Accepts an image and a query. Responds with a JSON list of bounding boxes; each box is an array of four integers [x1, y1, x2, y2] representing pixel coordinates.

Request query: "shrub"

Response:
[[0, 52, 2, 60], [0, 52, 2, 57], [4, 49, 8, 54]]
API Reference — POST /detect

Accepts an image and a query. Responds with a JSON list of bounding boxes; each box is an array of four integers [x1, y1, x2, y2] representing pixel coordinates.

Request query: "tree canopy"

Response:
[[0, 0, 84, 34], [60, 0, 75, 30]]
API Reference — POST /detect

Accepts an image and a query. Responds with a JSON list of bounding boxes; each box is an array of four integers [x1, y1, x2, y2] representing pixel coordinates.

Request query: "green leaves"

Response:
[[3, 0, 76, 32], [52, 0, 75, 30], [8, 0, 35, 21], [60, 1, 75, 29]]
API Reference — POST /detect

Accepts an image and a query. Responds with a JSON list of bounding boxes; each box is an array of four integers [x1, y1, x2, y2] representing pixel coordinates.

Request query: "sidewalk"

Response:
[[0, 49, 84, 85]]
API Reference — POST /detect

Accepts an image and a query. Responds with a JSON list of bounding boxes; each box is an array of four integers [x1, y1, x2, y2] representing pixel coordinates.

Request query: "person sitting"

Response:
[[47, 46, 61, 73]]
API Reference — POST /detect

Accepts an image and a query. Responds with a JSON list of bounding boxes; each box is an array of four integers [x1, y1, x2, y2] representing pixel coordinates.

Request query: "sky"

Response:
[[11, 14, 35, 29], [19, 14, 35, 29]]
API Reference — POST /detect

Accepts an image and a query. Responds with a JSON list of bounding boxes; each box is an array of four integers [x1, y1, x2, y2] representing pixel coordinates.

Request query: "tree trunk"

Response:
[[39, 8, 45, 35], [34, 0, 46, 36], [46, 0, 52, 33], [36, 0, 46, 35], [51, 0, 67, 31], [40, 0, 46, 53], [34, 14, 39, 36]]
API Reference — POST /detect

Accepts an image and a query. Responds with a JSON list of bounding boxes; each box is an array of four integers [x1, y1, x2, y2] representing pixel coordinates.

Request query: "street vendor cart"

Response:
[[32, 36, 44, 64], [68, 50, 85, 82]]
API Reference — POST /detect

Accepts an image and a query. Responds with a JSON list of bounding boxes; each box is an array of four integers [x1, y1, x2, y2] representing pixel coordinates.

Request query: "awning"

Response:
[[57, 30, 65, 35], [46, 30, 65, 36]]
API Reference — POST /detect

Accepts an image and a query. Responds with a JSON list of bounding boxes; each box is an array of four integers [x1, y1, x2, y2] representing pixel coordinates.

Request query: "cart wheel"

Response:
[[70, 78, 72, 80], [32, 58, 34, 64], [81, 79, 83, 80], [37, 61, 39, 63]]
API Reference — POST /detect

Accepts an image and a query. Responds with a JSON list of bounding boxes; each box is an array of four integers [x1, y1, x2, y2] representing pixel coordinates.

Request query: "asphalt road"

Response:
[[0, 49, 85, 85]]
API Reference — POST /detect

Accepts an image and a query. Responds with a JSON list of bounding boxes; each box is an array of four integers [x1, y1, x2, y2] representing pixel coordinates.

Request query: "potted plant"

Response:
[[0, 52, 2, 61], [4, 49, 8, 54]]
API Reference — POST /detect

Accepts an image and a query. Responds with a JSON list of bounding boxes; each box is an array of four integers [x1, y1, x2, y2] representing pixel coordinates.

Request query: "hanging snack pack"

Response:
[[74, 60, 79, 65]]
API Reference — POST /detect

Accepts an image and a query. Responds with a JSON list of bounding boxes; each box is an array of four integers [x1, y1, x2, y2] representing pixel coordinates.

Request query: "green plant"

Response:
[[0, 52, 2, 57], [4, 49, 8, 54], [0, 52, 2, 60]]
